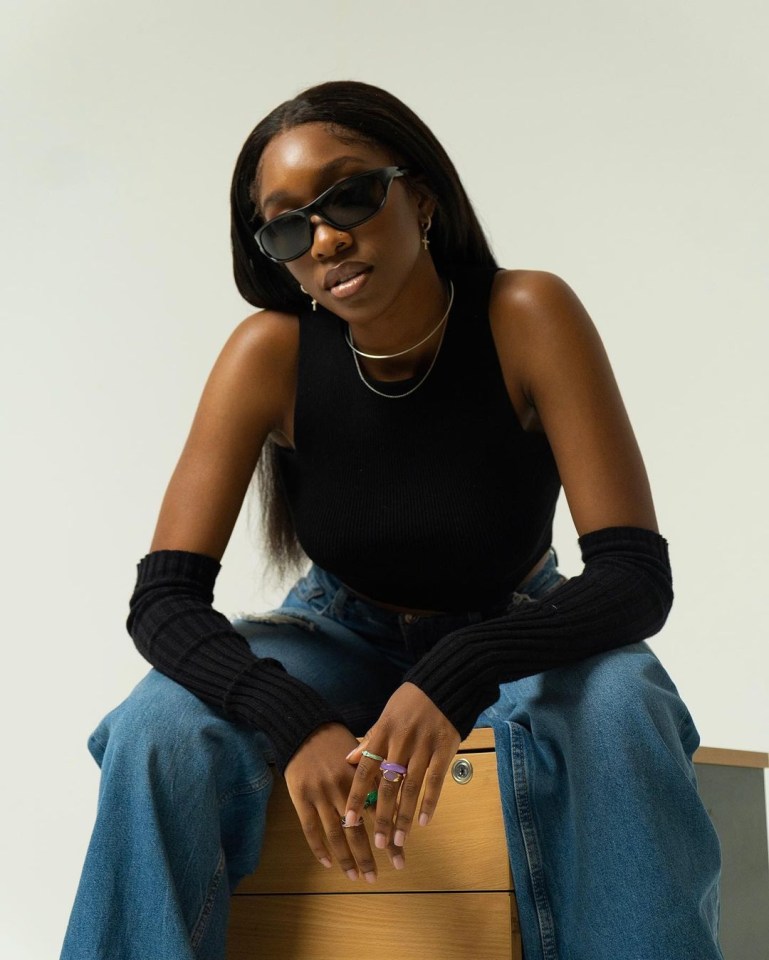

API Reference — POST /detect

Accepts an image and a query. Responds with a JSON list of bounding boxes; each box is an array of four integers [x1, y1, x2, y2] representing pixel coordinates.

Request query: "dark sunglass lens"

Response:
[[261, 212, 310, 261], [323, 173, 387, 227]]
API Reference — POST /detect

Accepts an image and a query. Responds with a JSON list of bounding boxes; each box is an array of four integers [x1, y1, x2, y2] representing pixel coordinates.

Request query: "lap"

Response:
[[231, 611, 407, 736]]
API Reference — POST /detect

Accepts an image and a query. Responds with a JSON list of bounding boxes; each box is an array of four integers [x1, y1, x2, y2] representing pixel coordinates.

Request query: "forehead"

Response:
[[255, 123, 393, 212]]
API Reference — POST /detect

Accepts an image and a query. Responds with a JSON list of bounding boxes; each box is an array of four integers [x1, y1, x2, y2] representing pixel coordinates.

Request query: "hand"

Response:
[[343, 682, 461, 853], [284, 722, 384, 883]]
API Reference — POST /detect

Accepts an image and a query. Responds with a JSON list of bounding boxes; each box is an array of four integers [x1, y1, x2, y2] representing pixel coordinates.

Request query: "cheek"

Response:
[[282, 262, 307, 286], [368, 200, 421, 257]]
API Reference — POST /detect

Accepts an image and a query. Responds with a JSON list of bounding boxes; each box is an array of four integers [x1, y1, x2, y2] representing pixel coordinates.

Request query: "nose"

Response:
[[309, 215, 353, 261]]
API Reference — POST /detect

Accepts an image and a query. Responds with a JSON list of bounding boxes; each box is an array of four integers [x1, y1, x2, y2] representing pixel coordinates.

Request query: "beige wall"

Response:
[[1, 1, 767, 955]]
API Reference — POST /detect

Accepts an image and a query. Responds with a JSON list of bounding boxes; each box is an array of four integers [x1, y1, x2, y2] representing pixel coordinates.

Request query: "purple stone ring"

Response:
[[380, 761, 408, 782]]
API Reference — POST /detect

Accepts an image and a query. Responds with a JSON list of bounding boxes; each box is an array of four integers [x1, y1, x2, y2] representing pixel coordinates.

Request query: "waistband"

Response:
[[306, 547, 562, 623]]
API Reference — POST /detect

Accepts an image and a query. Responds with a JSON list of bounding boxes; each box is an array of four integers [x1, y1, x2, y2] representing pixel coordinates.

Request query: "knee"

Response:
[[551, 643, 695, 756], [89, 671, 270, 787]]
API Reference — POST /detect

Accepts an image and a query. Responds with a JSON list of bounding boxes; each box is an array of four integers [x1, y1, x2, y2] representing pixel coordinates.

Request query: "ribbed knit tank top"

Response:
[[276, 266, 562, 612]]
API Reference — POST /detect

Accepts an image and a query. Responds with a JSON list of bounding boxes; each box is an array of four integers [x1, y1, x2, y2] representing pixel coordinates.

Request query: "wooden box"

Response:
[[227, 735, 769, 960], [227, 728, 521, 960]]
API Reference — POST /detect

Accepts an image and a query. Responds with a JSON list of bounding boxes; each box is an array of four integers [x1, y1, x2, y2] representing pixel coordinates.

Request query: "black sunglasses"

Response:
[[254, 166, 409, 263]]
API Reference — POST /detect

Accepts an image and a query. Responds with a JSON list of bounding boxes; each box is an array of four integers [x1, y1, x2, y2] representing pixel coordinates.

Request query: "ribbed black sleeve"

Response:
[[126, 550, 345, 773], [403, 527, 673, 739]]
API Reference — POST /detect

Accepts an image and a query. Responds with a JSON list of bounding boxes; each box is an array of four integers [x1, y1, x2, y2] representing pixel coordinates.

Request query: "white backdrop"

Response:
[[1, 1, 767, 956]]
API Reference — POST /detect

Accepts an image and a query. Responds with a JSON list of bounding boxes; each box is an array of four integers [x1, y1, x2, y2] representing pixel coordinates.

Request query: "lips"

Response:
[[323, 261, 372, 291]]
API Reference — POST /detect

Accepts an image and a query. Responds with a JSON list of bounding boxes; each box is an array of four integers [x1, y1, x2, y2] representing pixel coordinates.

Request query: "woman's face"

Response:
[[254, 122, 435, 320]]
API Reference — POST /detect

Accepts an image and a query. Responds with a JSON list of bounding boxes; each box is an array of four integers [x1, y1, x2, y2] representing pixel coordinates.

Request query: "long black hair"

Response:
[[231, 80, 497, 573], [231, 80, 497, 311]]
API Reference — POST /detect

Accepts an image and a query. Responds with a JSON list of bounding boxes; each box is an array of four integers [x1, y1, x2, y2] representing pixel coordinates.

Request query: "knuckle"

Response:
[[425, 768, 445, 787], [420, 795, 436, 812], [355, 854, 376, 873], [400, 779, 420, 799], [326, 826, 346, 844]]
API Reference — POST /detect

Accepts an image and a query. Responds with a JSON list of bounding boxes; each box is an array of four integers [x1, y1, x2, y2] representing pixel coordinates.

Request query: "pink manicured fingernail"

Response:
[[346, 868, 359, 881], [419, 813, 429, 827], [364, 871, 377, 884], [394, 830, 406, 847], [345, 810, 358, 827], [393, 854, 405, 870], [375, 832, 386, 849], [345, 748, 358, 759], [320, 857, 332, 868]]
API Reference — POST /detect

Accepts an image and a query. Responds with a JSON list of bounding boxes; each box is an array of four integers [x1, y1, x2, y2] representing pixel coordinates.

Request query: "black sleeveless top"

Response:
[[276, 266, 562, 612]]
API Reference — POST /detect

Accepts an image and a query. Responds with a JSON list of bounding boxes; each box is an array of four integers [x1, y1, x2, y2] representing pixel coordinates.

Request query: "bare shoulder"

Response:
[[489, 269, 605, 395], [490, 269, 597, 345], [209, 308, 298, 411], [222, 308, 299, 373]]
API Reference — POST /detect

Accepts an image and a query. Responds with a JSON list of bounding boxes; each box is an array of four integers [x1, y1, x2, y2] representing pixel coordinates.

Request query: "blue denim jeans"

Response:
[[60, 553, 723, 959]]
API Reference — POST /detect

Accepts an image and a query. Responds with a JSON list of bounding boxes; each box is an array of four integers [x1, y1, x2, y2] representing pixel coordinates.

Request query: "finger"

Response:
[[295, 805, 334, 870], [341, 814, 379, 884], [345, 746, 363, 765], [343, 755, 381, 825], [345, 730, 378, 765], [317, 805, 363, 882], [391, 755, 429, 848], [417, 759, 451, 827], [384, 835, 406, 872], [371, 764, 409, 850]]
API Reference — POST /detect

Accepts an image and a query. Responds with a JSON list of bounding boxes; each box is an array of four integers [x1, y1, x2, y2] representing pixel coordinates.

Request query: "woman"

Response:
[[61, 81, 723, 960]]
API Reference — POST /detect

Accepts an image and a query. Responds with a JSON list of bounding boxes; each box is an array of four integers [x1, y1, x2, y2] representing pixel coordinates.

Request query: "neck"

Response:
[[349, 266, 449, 380]]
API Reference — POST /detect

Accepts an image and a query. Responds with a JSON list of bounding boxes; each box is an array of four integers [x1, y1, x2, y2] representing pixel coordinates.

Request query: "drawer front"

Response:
[[236, 750, 510, 894], [227, 892, 521, 960]]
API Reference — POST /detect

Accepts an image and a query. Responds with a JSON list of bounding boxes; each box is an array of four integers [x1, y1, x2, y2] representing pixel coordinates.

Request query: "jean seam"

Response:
[[88, 733, 108, 756], [218, 768, 273, 807], [510, 722, 559, 960], [190, 847, 226, 951]]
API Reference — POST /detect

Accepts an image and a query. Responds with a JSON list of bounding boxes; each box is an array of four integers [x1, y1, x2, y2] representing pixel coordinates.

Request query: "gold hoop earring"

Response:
[[300, 283, 317, 312]]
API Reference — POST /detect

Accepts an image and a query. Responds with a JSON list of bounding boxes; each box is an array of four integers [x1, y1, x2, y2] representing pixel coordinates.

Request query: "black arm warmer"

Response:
[[126, 550, 345, 773], [403, 526, 673, 739]]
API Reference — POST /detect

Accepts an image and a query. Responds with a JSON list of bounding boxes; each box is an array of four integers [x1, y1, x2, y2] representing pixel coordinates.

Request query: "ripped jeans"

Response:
[[60, 553, 723, 960]]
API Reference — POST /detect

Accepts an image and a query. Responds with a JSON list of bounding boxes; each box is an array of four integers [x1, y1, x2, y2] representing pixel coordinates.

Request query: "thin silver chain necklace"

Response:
[[347, 282, 454, 399]]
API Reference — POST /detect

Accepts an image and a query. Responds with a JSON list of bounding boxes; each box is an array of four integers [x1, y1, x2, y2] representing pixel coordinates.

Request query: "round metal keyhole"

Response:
[[451, 757, 474, 784]]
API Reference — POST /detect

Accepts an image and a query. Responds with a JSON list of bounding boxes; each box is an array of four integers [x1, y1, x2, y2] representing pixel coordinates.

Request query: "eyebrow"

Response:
[[256, 155, 372, 216]]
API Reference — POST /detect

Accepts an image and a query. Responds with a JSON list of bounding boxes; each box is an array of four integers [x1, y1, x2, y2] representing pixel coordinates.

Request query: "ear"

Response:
[[417, 191, 437, 221], [404, 172, 437, 221]]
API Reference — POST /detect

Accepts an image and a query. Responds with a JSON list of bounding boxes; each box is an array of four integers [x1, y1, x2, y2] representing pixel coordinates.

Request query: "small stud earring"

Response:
[[300, 283, 317, 312]]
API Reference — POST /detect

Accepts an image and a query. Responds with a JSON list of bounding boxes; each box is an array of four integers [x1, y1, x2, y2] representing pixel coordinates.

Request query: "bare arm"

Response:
[[489, 268, 657, 536], [149, 308, 298, 558]]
